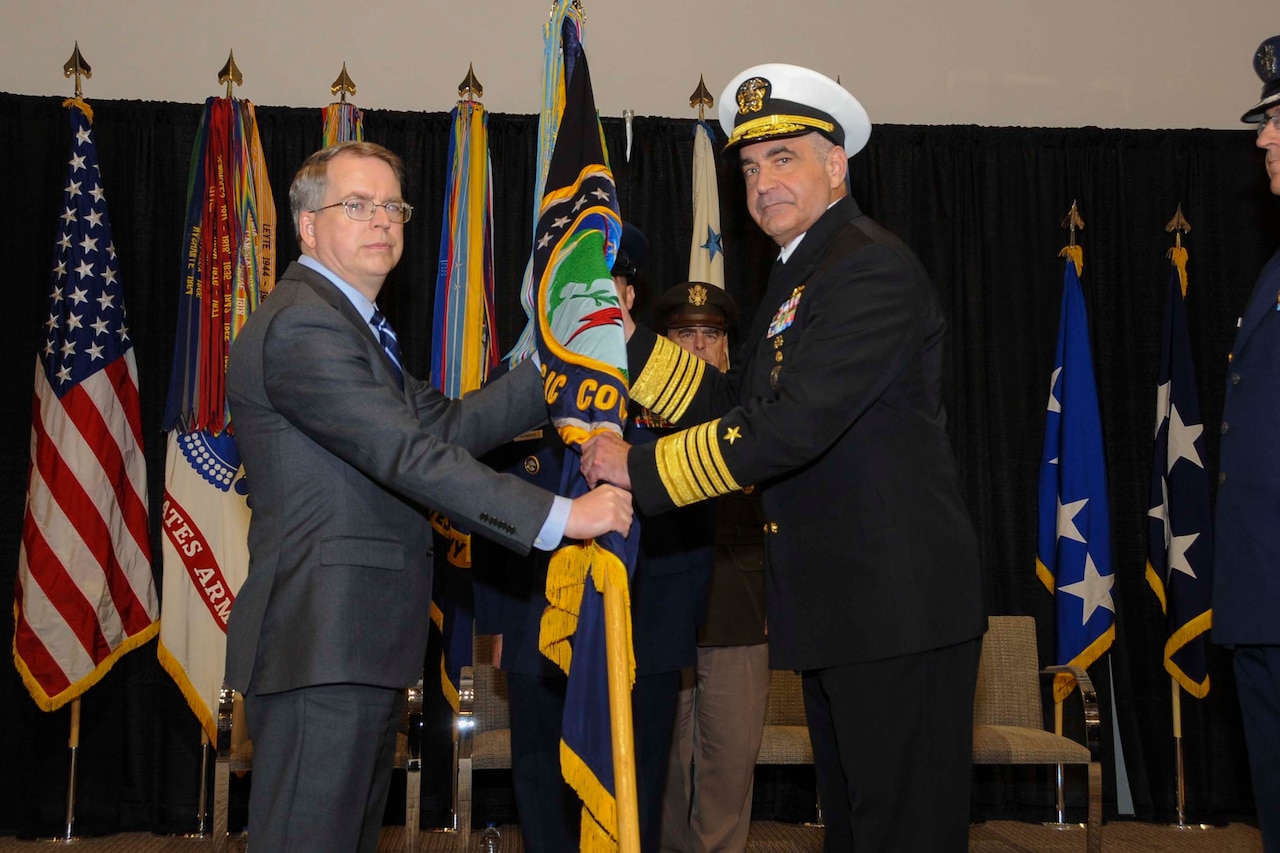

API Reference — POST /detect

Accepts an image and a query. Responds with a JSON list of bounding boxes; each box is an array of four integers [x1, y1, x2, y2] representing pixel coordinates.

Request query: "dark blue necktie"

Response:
[[371, 309, 404, 390]]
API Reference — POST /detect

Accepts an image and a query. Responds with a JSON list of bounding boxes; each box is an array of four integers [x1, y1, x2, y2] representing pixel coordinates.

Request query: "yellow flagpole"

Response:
[[605, 576, 640, 853]]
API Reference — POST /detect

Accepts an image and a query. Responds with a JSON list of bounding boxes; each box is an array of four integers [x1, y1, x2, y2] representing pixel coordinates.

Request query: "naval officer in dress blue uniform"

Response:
[[582, 65, 986, 852]]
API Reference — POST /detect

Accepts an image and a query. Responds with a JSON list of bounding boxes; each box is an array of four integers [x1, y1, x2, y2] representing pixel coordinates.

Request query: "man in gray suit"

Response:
[[224, 141, 632, 853]]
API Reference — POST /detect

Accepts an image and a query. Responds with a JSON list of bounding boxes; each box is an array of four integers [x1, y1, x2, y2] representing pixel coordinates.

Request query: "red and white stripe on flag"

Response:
[[14, 103, 158, 710]]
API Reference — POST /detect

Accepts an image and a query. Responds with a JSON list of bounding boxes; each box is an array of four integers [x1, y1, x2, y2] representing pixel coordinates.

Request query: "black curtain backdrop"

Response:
[[2, 92, 1278, 836]]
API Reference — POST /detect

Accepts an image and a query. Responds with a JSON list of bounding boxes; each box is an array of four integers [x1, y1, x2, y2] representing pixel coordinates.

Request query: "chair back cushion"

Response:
[[973, 615, 1042, 729], [471, 633, 510, 732], [765, 669, 807, 726]]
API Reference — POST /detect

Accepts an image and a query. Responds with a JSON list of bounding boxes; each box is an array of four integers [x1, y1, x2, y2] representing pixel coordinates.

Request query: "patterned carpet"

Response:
[[0, 820, 1261, 852]]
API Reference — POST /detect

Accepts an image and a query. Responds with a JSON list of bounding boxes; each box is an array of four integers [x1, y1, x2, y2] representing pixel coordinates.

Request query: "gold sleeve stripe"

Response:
[[689, 421, 734, 495], [653, 352, 703, 421], [630, 336, 684, 406], [654, 419, 741, 507], [631, 336, 704, 422]]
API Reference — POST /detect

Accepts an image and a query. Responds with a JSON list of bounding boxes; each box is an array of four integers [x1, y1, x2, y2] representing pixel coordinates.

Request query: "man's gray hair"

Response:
[[288, 142, 406, 241]]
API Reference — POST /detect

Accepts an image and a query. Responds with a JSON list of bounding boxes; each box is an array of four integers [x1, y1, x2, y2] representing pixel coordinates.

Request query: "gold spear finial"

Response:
[[689, 75, 713, 121], [1165, 203, 1191, 250], [459, 63, 484, 101], [63, 42, 91, 100], [218, 50, 243, 100], [1061, 200, 1085, 247], [1166, 203, 1192, 294], [331, 62, 357, 103]]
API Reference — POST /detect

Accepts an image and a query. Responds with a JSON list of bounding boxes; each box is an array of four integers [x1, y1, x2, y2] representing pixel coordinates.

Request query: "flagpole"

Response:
[[1161, 206, 1211, 833], [1050, 202, 1074, 830], [47, 48, 94, 845], [55, 48, 89, 844], [1166, 211, 1190, 832], [1166, 676, 1212, 831], [59, 697, 81, 843], [1043, 203, 1087, 833], [604, 578, 641, 853], [1171, 677, 1188, 826], [194, 732, 211, 836]]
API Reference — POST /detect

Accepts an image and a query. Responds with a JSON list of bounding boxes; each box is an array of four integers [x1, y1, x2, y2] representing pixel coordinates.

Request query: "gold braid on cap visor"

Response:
[[726, 114, 836, 148]]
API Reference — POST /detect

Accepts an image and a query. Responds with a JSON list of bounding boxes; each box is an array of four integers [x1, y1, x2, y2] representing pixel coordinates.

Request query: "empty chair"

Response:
[[972, 615, 1101, 853]]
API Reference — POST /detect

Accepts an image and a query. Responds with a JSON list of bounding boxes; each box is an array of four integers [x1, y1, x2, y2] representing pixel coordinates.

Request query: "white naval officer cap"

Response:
[[717, 63, 871, 157]]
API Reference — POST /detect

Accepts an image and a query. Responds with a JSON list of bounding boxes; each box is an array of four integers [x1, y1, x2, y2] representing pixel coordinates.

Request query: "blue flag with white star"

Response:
[[1146, 248, 1213, 698], [1036, 246, 1116, 701]]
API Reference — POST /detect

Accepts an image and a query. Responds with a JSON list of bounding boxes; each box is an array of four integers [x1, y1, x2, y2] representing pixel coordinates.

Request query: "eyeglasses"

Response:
[[312, 198, 413, 223], [673, 326, 726, 345], [1257, 112, 1280, 137]]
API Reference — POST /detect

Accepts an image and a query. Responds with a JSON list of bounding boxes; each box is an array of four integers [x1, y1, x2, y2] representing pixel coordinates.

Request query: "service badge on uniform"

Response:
[[767, 285, 805, 338]]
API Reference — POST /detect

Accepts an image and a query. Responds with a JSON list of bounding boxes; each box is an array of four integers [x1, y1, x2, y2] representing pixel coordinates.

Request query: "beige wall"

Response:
[[1, 0, 1272, 130]]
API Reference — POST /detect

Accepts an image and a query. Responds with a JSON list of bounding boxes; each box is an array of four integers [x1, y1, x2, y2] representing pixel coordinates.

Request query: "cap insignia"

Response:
[[688, 283, 710, 306], [737, 77, 770, 116], [1263, 44, 1279, 80]]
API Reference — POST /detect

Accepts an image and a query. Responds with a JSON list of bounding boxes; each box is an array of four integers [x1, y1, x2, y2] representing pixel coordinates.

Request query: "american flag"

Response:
[[14, 102, 158, 711]]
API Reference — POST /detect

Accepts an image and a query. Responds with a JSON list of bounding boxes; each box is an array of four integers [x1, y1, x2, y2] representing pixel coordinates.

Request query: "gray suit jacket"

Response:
[[225, 261, 554, 695]]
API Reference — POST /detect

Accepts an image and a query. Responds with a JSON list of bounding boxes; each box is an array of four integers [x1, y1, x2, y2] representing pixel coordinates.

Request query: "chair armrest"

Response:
[[213, 685, 237, 850], [216, 685, 235, 761], [404, 678, 425, 768], [456, 665, 476, 840], [1041, 665, 1101, 760]]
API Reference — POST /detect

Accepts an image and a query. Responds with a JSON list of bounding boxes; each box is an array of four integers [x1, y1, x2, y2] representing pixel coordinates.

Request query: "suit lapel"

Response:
[[284, 261, 406, 397]]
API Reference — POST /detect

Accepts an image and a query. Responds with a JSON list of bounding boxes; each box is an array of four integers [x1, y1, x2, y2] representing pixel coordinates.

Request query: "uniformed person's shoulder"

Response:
[[840, 215, 934, 287]]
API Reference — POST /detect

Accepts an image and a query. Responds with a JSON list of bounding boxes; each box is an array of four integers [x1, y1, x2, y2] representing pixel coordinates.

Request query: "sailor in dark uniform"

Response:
[[582, 65, 986, 852]]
